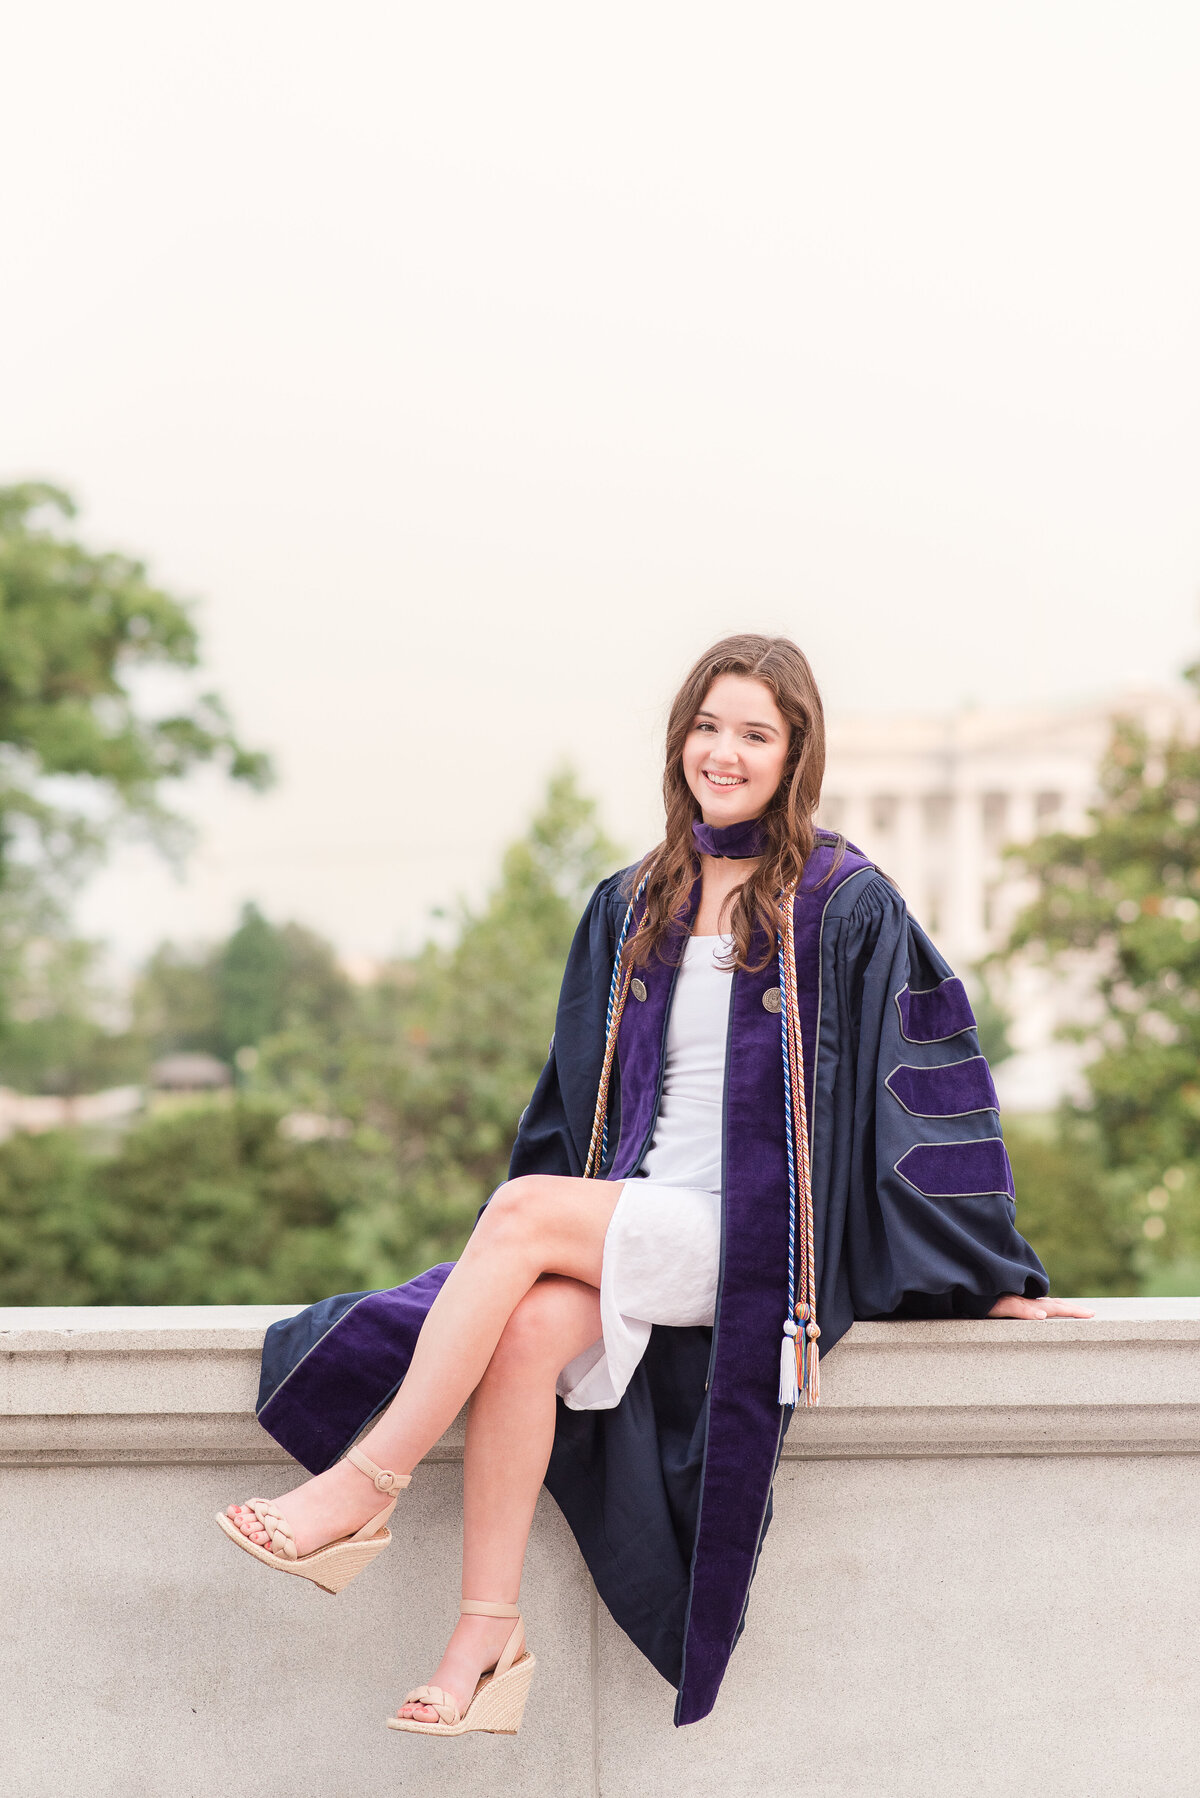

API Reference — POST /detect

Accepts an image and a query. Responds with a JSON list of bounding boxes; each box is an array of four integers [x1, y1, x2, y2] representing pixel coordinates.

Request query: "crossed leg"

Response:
[[225, 1175, 621, 1717], [396, 1273, 603, 1721]]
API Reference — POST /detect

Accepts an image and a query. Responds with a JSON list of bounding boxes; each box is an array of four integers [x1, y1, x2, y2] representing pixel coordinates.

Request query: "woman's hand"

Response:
[[987, 1294, 1095, 1320]]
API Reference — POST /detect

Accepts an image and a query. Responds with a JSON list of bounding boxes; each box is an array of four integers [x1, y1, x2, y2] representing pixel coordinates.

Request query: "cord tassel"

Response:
[[778, 1319, 800, 1406], [779, 887, 821, 1409], [803, 1330, 820, 1407], [806, 1346, 820, 1406]]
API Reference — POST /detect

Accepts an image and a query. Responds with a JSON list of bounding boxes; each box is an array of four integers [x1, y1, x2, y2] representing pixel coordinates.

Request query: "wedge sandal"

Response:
[[387, 1601, 536, 1737], [215, 1446, 410, 1595]]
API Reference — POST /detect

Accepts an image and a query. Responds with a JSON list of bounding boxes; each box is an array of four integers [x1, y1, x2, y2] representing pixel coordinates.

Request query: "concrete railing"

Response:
[[3, 1300, 1199, 1797]]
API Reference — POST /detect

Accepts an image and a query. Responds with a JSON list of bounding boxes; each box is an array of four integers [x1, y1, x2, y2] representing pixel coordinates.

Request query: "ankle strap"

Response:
[[345, 1445, 411, 1494], [460, 1599, 520, 1618]]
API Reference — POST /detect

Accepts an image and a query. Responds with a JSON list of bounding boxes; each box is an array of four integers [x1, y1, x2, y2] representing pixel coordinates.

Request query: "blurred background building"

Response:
[[820, 686, 1200, 1110]]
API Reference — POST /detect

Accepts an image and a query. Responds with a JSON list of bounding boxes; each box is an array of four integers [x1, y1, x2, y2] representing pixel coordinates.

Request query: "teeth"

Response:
[[705, 773, 744, 786]]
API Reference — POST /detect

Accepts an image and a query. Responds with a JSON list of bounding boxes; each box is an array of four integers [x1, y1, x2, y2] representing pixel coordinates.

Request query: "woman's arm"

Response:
[[836, 876, 1075, 1322]]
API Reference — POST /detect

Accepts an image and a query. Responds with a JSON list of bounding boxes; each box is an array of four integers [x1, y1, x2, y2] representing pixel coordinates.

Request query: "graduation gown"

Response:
[[255, 836, 1048, 1725]]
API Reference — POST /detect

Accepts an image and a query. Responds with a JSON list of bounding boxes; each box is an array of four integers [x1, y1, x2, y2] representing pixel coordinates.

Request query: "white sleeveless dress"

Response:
[[557, 934, 732, 1412]]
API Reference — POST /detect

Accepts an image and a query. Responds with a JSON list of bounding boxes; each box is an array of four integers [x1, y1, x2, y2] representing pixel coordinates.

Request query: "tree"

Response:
[[0, 1101, 406, 1305], [256, 766, 620, 1270], [0, 934, 143, 1095], [0, 483, 271, 879], [131, 905, 357, 1068], [999, 668, 1200, 1289], [0, 481, 272, 1062], [1002, 1114, 1139, 1296], [0, 771, 621, 1303]]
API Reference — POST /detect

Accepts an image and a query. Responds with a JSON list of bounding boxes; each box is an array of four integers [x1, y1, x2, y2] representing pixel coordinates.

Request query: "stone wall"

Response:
[[3, 1300, 1198, 1797]]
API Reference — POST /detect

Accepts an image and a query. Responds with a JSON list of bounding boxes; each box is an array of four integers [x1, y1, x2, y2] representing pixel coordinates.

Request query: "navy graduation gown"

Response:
[[255, 836, 1047, 1725]]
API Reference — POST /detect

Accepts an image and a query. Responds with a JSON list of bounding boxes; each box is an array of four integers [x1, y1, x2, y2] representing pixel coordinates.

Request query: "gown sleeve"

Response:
[[507, 871, 627, 1181], [839, 874, 1050, 1321]]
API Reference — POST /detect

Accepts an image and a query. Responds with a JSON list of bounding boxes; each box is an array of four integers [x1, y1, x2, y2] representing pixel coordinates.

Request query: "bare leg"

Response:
[[396, 1274, 603, 1722], [227, 1176, 619, 1555]]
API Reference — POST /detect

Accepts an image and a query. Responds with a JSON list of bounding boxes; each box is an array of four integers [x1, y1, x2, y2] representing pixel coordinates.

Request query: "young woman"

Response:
[[218, 634, 1092, 1736]]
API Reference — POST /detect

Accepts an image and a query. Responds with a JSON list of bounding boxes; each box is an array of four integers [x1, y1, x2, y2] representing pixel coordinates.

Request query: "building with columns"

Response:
[[817, 687, 1197, 1109]]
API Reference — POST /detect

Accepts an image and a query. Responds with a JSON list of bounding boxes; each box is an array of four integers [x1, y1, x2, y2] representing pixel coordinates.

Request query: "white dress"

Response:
[[557, 934, 732, 1411]]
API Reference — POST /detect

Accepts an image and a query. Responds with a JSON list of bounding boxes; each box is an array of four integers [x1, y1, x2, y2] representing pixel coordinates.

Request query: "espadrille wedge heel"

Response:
[[387, 1601, 536, 1737], [215, 1446, 410, 1595]]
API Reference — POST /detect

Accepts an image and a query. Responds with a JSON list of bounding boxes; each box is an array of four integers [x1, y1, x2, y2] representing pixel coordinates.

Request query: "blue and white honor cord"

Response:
[[584, 873, 818, 1408], [777, 909, 803, 1408]]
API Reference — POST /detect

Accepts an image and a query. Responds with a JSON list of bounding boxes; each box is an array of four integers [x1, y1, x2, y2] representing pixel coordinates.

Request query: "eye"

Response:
[[746, 732, 766, 744], [694, 720, 716, 732]]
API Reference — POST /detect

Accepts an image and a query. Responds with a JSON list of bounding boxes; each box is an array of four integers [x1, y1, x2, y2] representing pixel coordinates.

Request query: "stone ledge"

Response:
[[4, 1301, 1200, 1796], [2, 1298, 1198, 1466]]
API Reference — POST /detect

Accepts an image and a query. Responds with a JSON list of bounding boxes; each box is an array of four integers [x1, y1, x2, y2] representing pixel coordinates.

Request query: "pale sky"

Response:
[[3, 2, 1198, 960]]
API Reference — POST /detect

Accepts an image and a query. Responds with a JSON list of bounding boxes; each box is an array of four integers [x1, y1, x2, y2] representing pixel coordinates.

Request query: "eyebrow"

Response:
[[696, 709, 781, 734]]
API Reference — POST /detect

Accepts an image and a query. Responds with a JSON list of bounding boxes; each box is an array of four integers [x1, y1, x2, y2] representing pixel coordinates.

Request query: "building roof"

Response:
[[150, 1053, 232, 1091]]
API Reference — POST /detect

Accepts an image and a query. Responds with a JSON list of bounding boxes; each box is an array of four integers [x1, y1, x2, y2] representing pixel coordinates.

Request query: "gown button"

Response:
[[762, 987, 783, 1013], [630, 978, 648, 1002]]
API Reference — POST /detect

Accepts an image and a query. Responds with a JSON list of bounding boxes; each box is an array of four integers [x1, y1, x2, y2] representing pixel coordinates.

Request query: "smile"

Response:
[[703, 771, 746, 788]]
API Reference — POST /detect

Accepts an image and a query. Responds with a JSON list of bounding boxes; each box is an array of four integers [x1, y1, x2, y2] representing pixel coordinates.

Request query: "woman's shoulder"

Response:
[[578, 863, 645, 934], [804, 834, 906, 927]]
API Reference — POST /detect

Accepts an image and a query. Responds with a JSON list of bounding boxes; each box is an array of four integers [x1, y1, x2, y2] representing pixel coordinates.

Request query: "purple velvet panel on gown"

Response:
[[885, 1056, 999, 1118], [896, 976, 976, 1043], [605, 839, 874, 1725], [257, 1263, 455, 1470], [896, 1137, 1015, 1200]]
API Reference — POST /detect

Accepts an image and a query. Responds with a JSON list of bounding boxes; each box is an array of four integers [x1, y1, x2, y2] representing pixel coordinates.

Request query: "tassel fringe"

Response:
[[803, 1337, 820, 1407], [778, 1321, 800, 1406]]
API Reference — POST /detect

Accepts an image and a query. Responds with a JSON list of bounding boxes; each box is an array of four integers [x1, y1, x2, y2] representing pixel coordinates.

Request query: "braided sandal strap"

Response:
[[245, 1499, 297, 1561], [402, 1684, 459, 1726]]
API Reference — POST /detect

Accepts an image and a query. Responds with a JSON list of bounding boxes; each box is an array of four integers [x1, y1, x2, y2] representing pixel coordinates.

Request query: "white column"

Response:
[[946, 789, 987, 967], [840, 793, 871, 859], [1007, 791, 1038, 849], [893, 793, 924, 915]]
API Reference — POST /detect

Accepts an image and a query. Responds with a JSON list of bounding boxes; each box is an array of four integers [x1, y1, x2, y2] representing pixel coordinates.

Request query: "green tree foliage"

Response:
[[0, 1103, 404, 1305], [131, 904, 356, 1068], [1000, 668, 1200, 1291], [1003, 1114, 1138, 1296], [0, 935, 143, 1095], [130, 942, 224, 1062], [0, 770, 619, 1302], [0, 482, 271, 1071], [0, 483, 271, 886], [265, 767, 620, 1271]]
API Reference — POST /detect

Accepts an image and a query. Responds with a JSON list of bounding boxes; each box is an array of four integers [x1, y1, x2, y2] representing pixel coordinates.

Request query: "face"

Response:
[[681, 673, 791, 826]]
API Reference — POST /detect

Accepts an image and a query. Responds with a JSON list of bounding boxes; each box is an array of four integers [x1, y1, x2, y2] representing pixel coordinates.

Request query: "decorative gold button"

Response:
[[762, 987, 782, 1013], [630, 978, 648, 1002]]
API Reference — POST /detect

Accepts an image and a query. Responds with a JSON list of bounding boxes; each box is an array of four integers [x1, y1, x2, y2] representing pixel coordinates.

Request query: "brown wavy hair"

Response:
[[624, 633, 840, 974]]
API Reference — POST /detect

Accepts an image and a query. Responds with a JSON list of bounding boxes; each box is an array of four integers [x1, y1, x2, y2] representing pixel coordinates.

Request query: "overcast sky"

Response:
[[3, 2, 1198, 960]]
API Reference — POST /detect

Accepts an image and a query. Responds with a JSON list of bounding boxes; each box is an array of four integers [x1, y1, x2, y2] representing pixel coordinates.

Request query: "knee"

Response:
[[475, 1175, 552, 1253], [489, 1280, 573, 1373]]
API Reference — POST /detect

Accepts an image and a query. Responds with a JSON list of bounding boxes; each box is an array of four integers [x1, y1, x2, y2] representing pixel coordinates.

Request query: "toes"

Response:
[[229, 1507, 269, 1545], [223, 1499, 279, 1549]]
